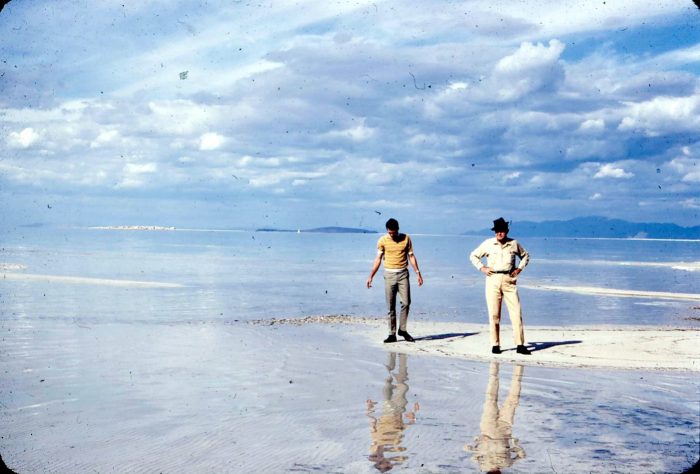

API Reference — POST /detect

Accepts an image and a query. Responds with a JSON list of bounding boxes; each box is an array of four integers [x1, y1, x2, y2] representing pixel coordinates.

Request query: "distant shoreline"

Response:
[[256, 226, 377, 234], [89, 225, 176, 231]]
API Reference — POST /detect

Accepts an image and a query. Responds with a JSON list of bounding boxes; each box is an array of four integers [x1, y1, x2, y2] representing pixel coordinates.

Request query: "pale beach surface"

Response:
[[252, 315, 700, 372], [361, 320, 700, 371]]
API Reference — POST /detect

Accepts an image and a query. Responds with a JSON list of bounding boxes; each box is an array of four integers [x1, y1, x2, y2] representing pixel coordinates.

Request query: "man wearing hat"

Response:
[[470, 217, 531, 355]]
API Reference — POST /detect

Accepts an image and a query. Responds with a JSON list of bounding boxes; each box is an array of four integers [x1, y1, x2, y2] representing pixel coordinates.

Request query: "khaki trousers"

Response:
[[485, 274, 525, 346], [384, 269, 410, 334]]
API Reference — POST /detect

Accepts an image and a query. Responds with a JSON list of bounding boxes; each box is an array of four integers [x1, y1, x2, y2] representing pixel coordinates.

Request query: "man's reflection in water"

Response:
[[366, 352, 420, 472], [465, 362, 526, 473]]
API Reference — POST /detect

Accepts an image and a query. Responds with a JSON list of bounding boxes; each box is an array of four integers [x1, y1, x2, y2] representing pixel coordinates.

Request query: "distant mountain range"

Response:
[[256, 226, 377, 234], [471, 216, 700, 239]]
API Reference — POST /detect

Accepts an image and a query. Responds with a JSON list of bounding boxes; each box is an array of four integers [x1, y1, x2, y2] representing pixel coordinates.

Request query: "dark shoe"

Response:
[[516, 345, 531, 355], [398, 330, 415, 342], [384, 334, 397, 343], [491, 346, 502, 354]]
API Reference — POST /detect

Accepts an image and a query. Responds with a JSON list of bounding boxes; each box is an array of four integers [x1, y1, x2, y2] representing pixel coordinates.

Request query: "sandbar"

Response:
[[1, 272, 184, 288], [254, 316, 700, 372], [523, 283, 700, 301], [366, 321, 700, 372]]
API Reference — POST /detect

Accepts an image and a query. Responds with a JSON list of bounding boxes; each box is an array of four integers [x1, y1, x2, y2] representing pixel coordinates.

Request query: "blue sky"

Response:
[[1, 0, 699, 234]]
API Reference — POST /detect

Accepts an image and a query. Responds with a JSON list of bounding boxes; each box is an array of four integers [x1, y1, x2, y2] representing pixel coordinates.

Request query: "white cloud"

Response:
[[117, 162, 158, 188], [490, 39, 566, 101], [248, 170, 325, 188], [579, 119, 605, 133], [199, 132, 226, 151], [594, 163, 633, 179], [680, 197, 700, 209], [145, 100, 221, 135], [668, 156, 700, 183], [618, 95, 700, 136], [501, 171, 521, 183], [7, 128, 40, 148], [499, 153, 531, 166], [495, 40, 565, 75], [681, 170, 700, 183], [324, 121, 376, 142], [124, 162, 157, 174], [90, 130, 120, 148]]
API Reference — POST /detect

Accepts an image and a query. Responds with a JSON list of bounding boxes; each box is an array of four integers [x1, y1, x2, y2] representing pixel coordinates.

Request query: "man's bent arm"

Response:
[[469, 246, 486, 270], [516, 242, 530, 270]]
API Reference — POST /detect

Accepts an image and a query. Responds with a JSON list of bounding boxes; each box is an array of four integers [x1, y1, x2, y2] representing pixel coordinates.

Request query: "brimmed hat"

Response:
[[491, 217, 509, 232]]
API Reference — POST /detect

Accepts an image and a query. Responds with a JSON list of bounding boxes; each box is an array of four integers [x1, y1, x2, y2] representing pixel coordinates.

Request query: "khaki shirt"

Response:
[[470, 237, 529, 272]]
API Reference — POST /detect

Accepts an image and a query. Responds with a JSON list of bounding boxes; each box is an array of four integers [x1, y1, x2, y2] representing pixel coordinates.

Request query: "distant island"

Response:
[[256, 226, 377, 234], [469, 216, 700, 239], [90, 225, 177, 231]]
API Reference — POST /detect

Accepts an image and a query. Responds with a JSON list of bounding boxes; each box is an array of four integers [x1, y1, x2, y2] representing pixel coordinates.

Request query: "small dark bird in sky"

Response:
[[374, 210, 381, 215]]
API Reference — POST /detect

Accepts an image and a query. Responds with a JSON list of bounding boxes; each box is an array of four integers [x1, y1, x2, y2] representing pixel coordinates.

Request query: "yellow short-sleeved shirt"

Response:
[[377, 233, 413, 269]]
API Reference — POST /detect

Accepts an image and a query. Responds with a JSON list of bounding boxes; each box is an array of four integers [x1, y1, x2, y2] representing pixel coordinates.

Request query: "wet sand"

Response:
[[1, 315, 698, 473]]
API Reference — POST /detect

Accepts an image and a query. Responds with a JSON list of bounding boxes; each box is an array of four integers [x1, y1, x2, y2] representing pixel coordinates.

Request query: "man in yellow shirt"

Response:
[[470, 217, 531, 355], [367, 218, 423, 343]]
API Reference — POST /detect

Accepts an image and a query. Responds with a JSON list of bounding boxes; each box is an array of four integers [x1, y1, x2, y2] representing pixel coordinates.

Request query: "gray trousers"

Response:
[[384, 269, 411, 334]]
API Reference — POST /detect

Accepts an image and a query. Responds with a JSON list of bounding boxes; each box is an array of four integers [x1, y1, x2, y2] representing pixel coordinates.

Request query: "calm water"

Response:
[[1, 226, 698, 326]]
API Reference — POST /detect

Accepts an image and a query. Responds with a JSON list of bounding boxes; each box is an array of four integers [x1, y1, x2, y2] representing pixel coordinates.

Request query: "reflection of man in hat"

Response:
[[465, 362, 526, 473], [469, 217, 531, 355]]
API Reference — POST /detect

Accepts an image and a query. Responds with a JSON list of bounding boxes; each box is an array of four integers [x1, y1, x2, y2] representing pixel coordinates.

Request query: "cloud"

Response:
[[117, 162, 159, 188], [7, 128, 40, 148], [199, 132, 226, 151], [681, 197, 700, 209], [90, 130, 120, 148], [578, 119, 605, 134], [618, 95, 700, 136], [324, 120, 376, 141], [1, 0, 698, 230], [668, 155, 700, 184], [594, 163, 634, 179], [501, 171, 521, 183], [490, 39, 566, 101]]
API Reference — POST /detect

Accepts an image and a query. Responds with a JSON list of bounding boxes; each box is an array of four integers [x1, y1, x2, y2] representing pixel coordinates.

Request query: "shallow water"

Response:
[[2, 227, 699, 326], [1, 318, 697, 473]]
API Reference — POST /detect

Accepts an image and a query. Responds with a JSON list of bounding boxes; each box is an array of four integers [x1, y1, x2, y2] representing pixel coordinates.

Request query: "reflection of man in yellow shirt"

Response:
[[465, 362, 526, 473], [366, 352, 420, 472]]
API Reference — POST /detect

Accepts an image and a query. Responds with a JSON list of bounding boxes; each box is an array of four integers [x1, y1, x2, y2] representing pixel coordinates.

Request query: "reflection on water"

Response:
[[466, 362, 526, 473], [366, 352, 420, 472]]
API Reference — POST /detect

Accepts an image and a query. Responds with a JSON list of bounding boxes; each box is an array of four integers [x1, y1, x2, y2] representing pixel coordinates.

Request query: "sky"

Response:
[[1, 0, 699, 234]]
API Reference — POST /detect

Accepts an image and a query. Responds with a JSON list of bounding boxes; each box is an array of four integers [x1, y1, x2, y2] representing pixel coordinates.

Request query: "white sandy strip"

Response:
[[523, 284, 700, 301], [1, 272, 184, 288], [362, 321, 700, 372], [537, 259, 700, 272]]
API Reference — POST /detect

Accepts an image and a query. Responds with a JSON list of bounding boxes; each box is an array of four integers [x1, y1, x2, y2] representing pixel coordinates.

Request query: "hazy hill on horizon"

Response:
[[469, 216, 700, 239]]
